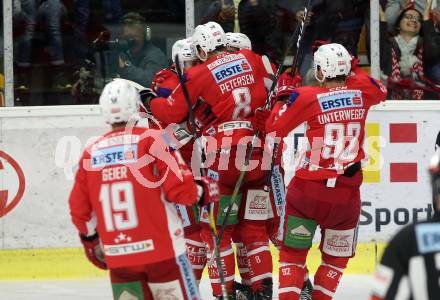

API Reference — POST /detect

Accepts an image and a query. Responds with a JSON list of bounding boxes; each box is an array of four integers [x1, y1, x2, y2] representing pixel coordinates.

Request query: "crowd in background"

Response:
[[0, 0, 439, 106]]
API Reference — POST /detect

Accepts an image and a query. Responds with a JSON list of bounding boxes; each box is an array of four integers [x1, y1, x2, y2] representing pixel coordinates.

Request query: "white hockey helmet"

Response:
[[226, 32, 252, 50], [191, 22, 226, 61], [313, 43, 351, 83], [172, 38, 196, 69], [99, 79, 140, 124]]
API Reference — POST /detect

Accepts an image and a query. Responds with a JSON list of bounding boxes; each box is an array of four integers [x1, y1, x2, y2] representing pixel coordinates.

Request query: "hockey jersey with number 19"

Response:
[[69, 127, 198, 268], [266, 67, 387, 180]]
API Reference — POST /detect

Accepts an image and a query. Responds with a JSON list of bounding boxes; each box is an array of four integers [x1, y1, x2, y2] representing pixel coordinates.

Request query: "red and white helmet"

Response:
[[172, 38, 196, 69], [191, 22, 226, 61], [99, 79, 140, 124], [226, 32, 252, 50], [313, 43, 351, 82]]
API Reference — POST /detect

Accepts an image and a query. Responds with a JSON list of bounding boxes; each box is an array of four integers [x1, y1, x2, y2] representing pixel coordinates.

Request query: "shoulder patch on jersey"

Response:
[[317, 90, 363, 112], [415, 223, 440, 254], [369, 77, 387, 93], [287, 90, 300, 106]]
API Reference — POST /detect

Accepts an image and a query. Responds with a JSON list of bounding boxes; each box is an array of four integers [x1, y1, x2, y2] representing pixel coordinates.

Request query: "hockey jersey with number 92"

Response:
[[266, 67, 387, 180]]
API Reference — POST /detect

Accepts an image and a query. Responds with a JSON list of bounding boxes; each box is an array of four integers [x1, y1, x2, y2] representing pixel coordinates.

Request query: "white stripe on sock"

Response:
[[250, 273, 272, 283], [247, 246, 270, 257], [314, 285, 335, 298], [278, 287, 301, 294]]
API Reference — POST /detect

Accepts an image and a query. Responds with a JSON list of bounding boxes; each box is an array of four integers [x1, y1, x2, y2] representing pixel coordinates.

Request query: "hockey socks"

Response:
[[206, 247, 236, 296], [246, 241, 273, 292], [185, 238, 207, 281], [278, 262, 307, 300], [312, 256, 348, 300], [235, 242, 252, 286]]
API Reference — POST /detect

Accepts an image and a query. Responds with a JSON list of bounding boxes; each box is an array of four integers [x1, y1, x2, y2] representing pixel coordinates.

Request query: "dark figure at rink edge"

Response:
[[371, 136, 440, 300], [68, 79, 219, 300]]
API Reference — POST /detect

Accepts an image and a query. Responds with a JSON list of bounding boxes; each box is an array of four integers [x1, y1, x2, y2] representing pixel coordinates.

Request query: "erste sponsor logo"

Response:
[[317, 90, 363, 112]]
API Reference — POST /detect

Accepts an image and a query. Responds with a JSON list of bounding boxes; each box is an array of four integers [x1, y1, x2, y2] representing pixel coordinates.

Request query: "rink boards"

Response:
[[0, 102, 439, 279]]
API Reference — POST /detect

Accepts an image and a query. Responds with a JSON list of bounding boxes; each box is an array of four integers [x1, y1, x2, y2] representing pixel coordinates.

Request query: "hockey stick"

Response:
[[262, 0, 313, 193], [215, 0, 313, 246], [174, 55, 229, 299]]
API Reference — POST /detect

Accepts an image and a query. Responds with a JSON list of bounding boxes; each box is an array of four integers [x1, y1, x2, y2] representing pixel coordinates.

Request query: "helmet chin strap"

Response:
[[196, 48, 208, 62], [314, 68, 325, 83]]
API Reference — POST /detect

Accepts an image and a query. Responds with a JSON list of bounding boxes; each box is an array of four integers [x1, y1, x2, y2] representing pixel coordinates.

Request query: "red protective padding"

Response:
[[185, 231, 207, 281], [202, 235, 236, 296], [278, 262, 306, 300], [246, 242, 273, 291], [235, 242, 251, 285], [312, 257, 348, 300], [109, 256, 201, 300]]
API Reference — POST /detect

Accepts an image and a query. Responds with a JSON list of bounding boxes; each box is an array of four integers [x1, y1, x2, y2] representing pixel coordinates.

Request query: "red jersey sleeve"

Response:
[[150, 68, 204, 124], [266, 89, 311, 138], [148, 132, 198, 206], [68, 152, 96, 237], [349, 67, 387, 106]]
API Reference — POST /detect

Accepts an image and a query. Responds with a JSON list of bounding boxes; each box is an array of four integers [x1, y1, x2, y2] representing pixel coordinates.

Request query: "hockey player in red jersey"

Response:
[[257, 43, 387, 300], [68, 79, 219, 300], [151, 38, 208, 283], [149, 22, 277, 298]]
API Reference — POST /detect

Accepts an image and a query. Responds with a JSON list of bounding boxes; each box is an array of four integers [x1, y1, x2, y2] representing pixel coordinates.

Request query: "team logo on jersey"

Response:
[[415, 223, 440, 253], [322, 228, 355, 257], [244, 190, 273, 221], [103, 239, 155, 256], [91, 144, 138, 168], [317, 90, 363, 112], [211, 59, 253, 83]]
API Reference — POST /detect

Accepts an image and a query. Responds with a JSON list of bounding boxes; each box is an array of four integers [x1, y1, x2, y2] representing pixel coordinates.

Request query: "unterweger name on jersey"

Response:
[[317, 89, 366, 125], [208, 53, 255, 94]]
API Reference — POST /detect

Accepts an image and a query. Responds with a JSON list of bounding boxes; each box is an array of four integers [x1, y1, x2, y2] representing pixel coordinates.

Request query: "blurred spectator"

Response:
[[73, 0, 123, 64], [238, 0, 283, 63], [14, 0, 70, 90], [424, 5, 440, 84], [167, 0, 185, 22], [380, 3, 440, 99], [385, 0, 429, 33], [117, 12, 167, 88], [292, 0, 369, 77], [195, 0, 236, 32], [72, 11, 167, 97]]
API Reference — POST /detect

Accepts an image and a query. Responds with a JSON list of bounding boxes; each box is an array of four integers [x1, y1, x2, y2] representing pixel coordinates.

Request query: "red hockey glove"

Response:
[[275, 72, 302, 100], [152, 68, 176, 95], [350, 56, 360, 72], [312, 39, 329, 53], [80, 233, 107, 270], [196, 176, 220, 207], [252, 107, 271, 133]]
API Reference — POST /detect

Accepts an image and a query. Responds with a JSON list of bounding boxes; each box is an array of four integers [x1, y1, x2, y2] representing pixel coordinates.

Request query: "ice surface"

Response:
[[0, 275, 372, 299]]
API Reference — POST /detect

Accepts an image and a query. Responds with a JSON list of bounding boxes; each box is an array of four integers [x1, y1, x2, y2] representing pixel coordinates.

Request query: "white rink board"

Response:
[[0, 102, 439, 249]]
